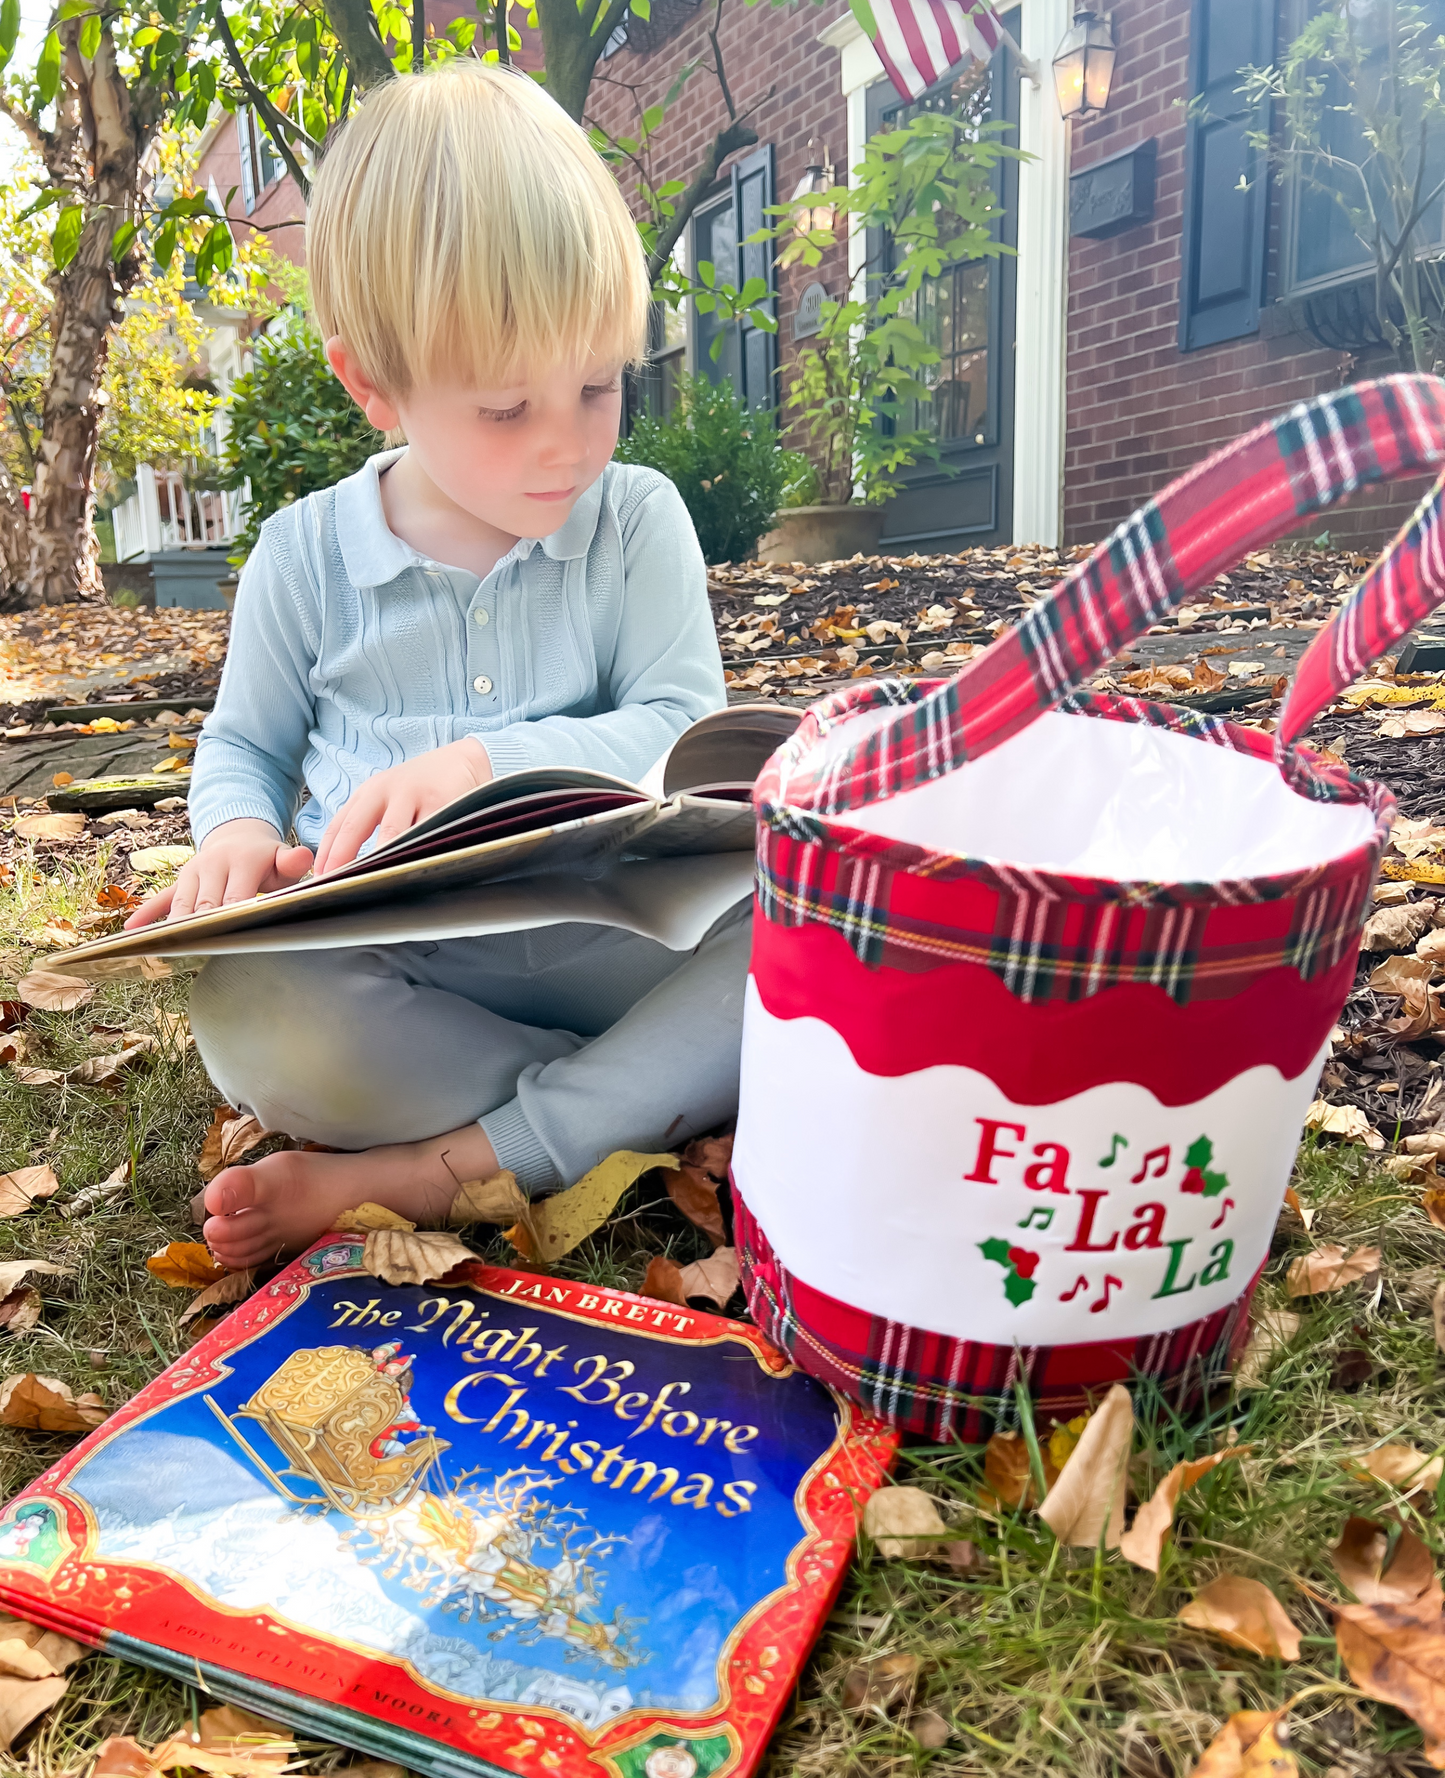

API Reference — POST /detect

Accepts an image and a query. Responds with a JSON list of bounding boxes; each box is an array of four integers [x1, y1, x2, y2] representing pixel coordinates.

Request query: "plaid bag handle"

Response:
[[788, 376, 1445, 817]]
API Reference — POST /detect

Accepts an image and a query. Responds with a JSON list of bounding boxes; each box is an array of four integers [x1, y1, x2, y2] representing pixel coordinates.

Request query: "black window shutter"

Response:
[[730, 145, 777, 413], [1178, 0, 1275, 352]]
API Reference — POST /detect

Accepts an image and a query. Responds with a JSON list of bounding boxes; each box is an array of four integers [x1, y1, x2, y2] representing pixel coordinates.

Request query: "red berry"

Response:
[[1007, 1246, 1039, 1279], [1180, 1167, 1207, 1195]]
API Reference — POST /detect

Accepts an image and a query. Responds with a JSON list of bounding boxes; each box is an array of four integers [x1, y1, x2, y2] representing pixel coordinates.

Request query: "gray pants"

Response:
[[188, 900, 752, 1193]]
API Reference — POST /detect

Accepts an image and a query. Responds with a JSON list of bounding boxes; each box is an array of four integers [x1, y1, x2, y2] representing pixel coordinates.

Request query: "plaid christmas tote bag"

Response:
[[732, 373, 1445, 1441]]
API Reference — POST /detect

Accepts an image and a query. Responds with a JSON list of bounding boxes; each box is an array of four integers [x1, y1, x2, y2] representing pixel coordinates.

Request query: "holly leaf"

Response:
[[1185, 1135, 1213, 1170], [1003, 1272, 1037, 1307], [1201, 1169, 1230, 1198], [978, 1237, 1011, 1267]]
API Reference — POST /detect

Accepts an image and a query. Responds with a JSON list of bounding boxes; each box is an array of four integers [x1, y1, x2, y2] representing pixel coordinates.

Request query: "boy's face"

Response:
[[327, 340, 623, 541]]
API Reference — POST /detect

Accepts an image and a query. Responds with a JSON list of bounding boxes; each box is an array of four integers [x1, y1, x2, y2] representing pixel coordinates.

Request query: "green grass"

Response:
[[0, 844, 1441, 1774]]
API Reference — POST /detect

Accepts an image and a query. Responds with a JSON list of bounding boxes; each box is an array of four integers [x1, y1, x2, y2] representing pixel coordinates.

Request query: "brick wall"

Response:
[[196, 118, 307, 272], [586, 0, 852, 413], [1063, 0, 1427, 551]]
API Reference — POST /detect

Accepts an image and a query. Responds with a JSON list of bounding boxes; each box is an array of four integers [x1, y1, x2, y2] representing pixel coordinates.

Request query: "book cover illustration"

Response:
[[0, 1247, 897, 1778]]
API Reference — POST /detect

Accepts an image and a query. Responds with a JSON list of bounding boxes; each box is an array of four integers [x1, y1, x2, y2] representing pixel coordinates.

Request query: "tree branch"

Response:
[[494, 0, 510, 65], [706, 0, 736, 120], [412, 0, 424, 71], [589, 0, 631, 55], [646, 114, 757, 285], [0, 92, 54, 166], [212, 2, 317, 199], [317, 0, 396, 92]]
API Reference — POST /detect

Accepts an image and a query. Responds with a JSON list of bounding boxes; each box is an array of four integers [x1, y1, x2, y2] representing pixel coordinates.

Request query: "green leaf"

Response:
[[194, 218, 233, 286], [56, 0, 90, 18], [697, 258, 715, 289], [0, 0, 19, 65], [847, 0, 876, 36], [153, 217, 178, 270], [641, 104, 663, 135], [36, 28, 61, 103], [1184, 1135, 1213, 1170], [1003, 1272, 1037, 1308], [78, 13, 100, 58], [131, 23, 160, 44], [51, 204, 85, 270], [630, 0, 650, 16], [110, 218, 138, 261], [978, 1237, 1011, 1267], [1201, 1168, 1230, 1199]]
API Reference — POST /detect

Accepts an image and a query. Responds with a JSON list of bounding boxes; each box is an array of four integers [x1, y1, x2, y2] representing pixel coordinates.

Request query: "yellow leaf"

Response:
[[1119, 1447, 1249, 1573], [361, 1229, 476, 1286], [332, 1202, 416, 1233], [1285, 1243, 1382, 1296], [129, 844, 195, 873], [505, 1150, 680, 1264], [1236, 1310, 1301, 1386], [1188, 1710, 1297, 1777], [146, 1242, 228, 1289], [13, 813, 84, 841], [0, 1165, 59, 1218], [1036, 1383, 1133, 1548], [1179, 1575, 1302, 1661], [862, 1485, 950, 1558], [448, 1170, 526, 1225]]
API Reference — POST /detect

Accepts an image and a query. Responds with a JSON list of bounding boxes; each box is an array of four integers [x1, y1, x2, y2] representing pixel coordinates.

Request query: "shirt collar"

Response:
[[335, 448, 605, 588]]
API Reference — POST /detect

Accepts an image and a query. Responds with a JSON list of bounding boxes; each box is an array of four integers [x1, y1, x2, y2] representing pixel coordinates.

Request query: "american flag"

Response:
[[867, 0, 1006, 102]]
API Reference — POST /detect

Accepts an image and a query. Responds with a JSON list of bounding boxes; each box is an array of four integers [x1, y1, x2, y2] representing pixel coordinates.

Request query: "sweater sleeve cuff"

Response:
[[189, 800, 289, 849], [475, 729, 534, 780], [478, 1099, 563, 1195]]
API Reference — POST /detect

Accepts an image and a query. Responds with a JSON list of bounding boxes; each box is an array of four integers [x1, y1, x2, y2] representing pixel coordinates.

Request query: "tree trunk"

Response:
[[14, 23, 155, 609], [0, 461, 29, 602]]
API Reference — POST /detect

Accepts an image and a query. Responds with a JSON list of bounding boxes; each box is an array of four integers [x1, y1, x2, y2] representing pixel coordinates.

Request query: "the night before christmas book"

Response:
[[0, 1244, 896, 1778]]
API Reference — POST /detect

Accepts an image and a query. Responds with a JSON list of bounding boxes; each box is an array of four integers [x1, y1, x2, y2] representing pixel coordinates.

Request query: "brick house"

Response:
[[186, 0, 1439, 555]]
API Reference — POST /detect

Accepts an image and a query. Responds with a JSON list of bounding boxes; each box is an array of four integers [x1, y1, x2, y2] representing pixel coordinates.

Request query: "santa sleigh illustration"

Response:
[[205, 1342, 450, 1520]]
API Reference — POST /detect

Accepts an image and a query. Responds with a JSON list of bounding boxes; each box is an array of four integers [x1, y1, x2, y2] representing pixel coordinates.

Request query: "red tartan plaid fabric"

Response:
[[734, 1189, 1257, 1441]]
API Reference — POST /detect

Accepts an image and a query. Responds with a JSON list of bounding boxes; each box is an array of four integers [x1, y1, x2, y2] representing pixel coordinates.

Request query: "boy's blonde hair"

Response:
[[308, 62, 649, 395]]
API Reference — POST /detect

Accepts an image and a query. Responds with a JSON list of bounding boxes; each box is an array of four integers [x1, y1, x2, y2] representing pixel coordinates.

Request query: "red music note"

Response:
[[1130, 1145, 1170, 1184], [1059, 1275, 1089, 1302], [1209, 1197, 1235, 1230], [1090, 1275, 1122, 1313]]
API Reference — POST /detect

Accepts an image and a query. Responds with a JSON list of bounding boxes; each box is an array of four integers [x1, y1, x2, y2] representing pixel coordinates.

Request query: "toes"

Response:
[[203, 1165, 264, 1218]]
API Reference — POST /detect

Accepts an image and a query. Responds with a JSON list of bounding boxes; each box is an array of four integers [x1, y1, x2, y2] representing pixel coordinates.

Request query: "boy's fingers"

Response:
[[123, 885, 176, 929], [176, 856, 234, 917], [317, 796, 382, 874]]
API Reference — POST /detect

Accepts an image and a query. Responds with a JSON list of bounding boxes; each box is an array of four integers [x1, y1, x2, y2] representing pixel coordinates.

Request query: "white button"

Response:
[[474, 608, 489, 626], [473, 675, 493, 695]]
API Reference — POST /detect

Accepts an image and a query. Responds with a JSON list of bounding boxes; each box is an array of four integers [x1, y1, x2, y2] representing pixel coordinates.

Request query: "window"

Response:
[[1277, 0, 1445, 299], [688, 145, 777, 413], [237, 109, 285, 215], [876, 57, 1001, 448]]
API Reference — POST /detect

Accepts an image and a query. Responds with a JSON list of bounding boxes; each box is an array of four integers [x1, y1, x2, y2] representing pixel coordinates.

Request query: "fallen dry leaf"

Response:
[[666, 1136, 732, 1248], [448, 1170, 527, 1225], [1038, 1383, 1134, 1548], [1303, 1100, 1383, 1148], [1119, 1447, 1249, 1573], [982, 1431, 1060, 1509], [15, 970, 92, 1012], [841, 1652, 918, 1712], [196, 1107, 268, 1182], [1377, 881, 1415, 905], [91, 1738, 156, 1778], [1334, 1589, 1445, 1765], [1236, 1309, 1303, 1389], [361, 1229, 475, 1286], [61, 1161, 129, 1219], [179, 1269, 255, 1325], [1425, 1189, 1445, 1231], [1331, 1517, 1443, 1608], [128, 845, 195, 875], [1362, 901, 1438, 952], [29, 919, 79, 951], [196, 1703, 295, 1765], [1282, 1185, 1317, 1229], [332, 1202, 415, 1233], [8, 1068, 63, 1087], [1286, 1243, 1383, 1297], [0, 1166, 58, 1219], [0, 1033, 25, 1067], [1188, 1709, 1296, 1778], [1346, 1444, 1445, 1494], [12, 813, 85, 841], [0, 1673, 69, 1752], [1365, 953, 1429, 995], [68, 1043, 150, 1087], [863, 1486, 951, 1558], [1179, 1575, 1303, 1661], [0, 1373, 105, 1432], [0, 1261, 66, 1300], [908, 1708, 950, 1750], [0, 1289, 42, 1336], [1435, 1279, 1445, 1357], [641, 1254, 687, 1307], [146, 1243, 228, 1290], [504, 1150, 679, 1264], [676, 1246, 740, 1310]]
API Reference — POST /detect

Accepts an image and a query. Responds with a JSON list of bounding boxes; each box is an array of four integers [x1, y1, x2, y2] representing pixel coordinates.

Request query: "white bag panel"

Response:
[[733, 980, 1326, 1347], [825, 709, 1375, 880]]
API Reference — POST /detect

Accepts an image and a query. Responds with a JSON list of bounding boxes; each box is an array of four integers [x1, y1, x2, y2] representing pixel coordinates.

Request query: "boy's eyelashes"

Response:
[[475, 382, 620, 422]]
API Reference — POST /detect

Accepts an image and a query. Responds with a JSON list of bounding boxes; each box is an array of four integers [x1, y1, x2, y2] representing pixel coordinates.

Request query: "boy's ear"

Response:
[[325, 337, 402, 434]]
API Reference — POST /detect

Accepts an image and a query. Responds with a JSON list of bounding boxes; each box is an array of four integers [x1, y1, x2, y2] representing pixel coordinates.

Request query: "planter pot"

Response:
[[756, 504, 886, 567], [218, 576, 240, 613]]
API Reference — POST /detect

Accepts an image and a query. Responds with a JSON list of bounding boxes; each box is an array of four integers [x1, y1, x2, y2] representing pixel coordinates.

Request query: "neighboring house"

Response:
[[595, 0, 1439, 551]]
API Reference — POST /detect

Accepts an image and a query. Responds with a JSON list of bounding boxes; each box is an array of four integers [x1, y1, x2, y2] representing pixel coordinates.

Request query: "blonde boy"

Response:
[[128, 64, 745, 1267]]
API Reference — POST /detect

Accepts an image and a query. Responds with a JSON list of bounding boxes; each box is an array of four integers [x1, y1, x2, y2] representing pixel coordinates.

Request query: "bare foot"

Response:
[[202, 1124, 501, 1270]]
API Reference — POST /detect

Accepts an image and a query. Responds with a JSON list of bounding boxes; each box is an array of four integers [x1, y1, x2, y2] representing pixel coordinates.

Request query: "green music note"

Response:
[[1098, 1133, 1128, 1168]]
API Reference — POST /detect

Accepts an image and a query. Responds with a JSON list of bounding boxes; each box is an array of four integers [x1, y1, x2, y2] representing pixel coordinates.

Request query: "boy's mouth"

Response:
[[525, 488, 575, 503]]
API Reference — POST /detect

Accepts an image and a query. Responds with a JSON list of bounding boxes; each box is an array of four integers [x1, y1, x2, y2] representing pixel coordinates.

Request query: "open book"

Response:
[[58, 704, 800, 973]]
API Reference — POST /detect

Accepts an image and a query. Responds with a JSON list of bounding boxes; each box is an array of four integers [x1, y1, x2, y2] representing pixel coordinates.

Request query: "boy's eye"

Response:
[[583, 381, 620, 399], [479, 402, 526, 422]]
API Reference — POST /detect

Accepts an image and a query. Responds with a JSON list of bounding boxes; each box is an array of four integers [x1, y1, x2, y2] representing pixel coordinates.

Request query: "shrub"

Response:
[[219, 317, 380, 562], [615, 373, 791, 564]]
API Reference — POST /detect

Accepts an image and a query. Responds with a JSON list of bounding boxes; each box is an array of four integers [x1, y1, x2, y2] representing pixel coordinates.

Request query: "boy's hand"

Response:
[[124, 819, 315, 929], [314, 737, 493, 875]]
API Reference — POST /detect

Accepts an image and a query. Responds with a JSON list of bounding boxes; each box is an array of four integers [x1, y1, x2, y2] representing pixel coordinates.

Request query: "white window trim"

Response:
[[818, 4, 1069, 546]]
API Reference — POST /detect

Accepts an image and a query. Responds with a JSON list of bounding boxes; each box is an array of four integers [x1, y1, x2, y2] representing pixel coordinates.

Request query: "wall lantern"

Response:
[[1052, 8, 1117, 122], [791, 139, 836, 236]]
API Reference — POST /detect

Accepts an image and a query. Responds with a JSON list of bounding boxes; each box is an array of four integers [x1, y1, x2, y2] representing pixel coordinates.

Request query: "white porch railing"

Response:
[[112, 464, 245, 561]]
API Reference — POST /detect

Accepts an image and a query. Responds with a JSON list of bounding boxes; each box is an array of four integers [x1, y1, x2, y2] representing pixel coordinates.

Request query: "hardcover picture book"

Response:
[[55, 704, 801, 971], [0, 1245, 896, 1778]]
